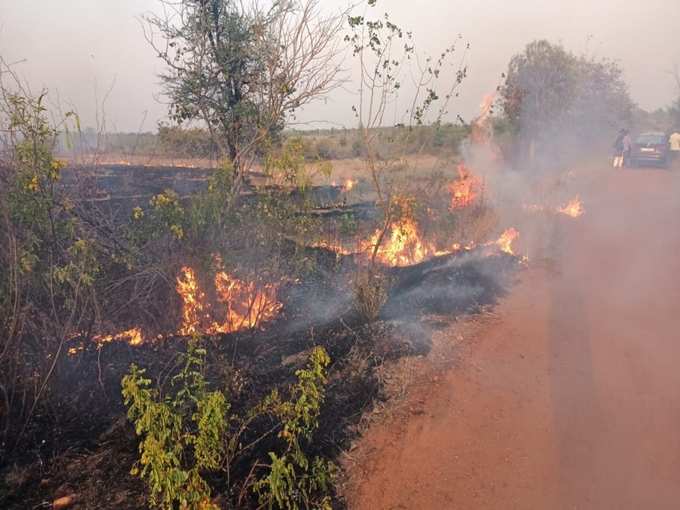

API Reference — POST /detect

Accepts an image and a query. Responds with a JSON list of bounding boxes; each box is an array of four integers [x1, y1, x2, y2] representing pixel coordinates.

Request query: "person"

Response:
[[622, 130, 632, 167], [612, 129, 626, 168], [670, 130, 680, 163]]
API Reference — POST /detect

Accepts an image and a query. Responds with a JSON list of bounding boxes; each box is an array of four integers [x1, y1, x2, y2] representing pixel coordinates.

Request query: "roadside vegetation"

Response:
[[0, 1, 486, 508], [2, 1, 678, 509]]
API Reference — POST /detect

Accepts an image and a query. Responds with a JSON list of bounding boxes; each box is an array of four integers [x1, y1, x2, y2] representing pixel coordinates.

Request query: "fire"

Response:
[[558, 197, 584, 218], [524, 196, 584, 218], [311, 240, 353, 255], [361, 218, 438, 267], [471, 93, 496, 145], [212, 272, 282, 334], [494, 228, 519, 255], [66, 326, 144, 356], [93, 327, 144, 346], [176, 266, 208, 336], [449, 164, 482, 209], [344, 179, 356, 192], [176, 266, 282, 336], [359, 216, 521, 267]]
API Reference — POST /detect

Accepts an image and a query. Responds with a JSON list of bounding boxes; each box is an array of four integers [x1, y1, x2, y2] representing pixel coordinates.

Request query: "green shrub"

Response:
[[122, 344, 335, 509], [121, 341, 228, 509], [255, 346, 335, 510]]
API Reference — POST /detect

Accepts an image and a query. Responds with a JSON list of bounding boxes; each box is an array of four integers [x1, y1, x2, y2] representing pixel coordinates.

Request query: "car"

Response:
[[630, 132, 670, 168]]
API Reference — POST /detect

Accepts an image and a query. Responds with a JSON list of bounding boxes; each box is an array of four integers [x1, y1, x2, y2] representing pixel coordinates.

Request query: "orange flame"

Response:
[[361, 218, 438, 267], [176, 266, 208, 336], [558, 197, 584, 218], [495, 228, 519, 255], [212, 272, 282, 334], [311, 240, 353, 255], [176, 266, 282, 336], [471, 93, 496, 145], [344, 179, 356, 192], [524, 196, 584, 218], [449, 164, 482, 209], [93, 327, 144, 346]]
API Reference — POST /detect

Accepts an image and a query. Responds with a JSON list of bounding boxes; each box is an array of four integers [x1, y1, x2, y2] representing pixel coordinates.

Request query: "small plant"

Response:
[[352, 269, 389, 323], [121, 341, 228, 509], [255, 346, 335, 510]]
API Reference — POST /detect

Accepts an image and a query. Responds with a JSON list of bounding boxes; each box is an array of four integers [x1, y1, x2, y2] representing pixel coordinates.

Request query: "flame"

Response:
[[212, 272, 282, 334], [495, 228, 519, 255], [176, 266, 282, 336], [470, 93, 496, 145], [66, 326, 144, 356], [93, 327, 144, 346], [361, 218, 439, 267], [558, 197, 584, 218], [344, 179, 356, 192], [449, 164, 482, 209], [176, 266, 208, 336], [524, 196, 584, 218], [310, 240, 353, 255]]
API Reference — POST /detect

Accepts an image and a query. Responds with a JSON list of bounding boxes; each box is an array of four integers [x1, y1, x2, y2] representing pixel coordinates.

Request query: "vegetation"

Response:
[[122, 342, 228, 509], [499, 40, 633, 166], [0, 1, 536, 508], [122, 341, 333, 509], [144, 0, 346, 196]]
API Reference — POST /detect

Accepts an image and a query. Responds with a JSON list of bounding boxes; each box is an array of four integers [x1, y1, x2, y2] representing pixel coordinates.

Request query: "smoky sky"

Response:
[[1, 0, 678, 132]]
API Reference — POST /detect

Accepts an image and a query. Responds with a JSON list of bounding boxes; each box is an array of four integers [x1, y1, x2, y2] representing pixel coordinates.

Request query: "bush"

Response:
[[254, 346, 335, 510], [352, 269, 389, 323], [122, 342, 228, 509], [122, 343, 334, 509]]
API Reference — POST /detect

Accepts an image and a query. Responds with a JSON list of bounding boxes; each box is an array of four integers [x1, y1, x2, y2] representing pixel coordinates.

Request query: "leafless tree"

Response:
[[346, 5, 468, 263]]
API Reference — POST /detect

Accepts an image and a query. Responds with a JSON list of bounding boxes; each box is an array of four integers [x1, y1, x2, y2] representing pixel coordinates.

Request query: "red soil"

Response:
[[348, 164, 680, 509]]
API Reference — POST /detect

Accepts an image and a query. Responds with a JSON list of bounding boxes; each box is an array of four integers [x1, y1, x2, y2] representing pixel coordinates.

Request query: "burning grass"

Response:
[[523, 196, 585, 219], [1, 83, 525, 509], [2, 244, 518, 510], [176, 266, 283, 336], [449, 163, 484, 210]]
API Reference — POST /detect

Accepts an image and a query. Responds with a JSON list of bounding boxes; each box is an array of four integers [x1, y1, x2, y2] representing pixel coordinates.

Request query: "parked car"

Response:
[[630, 132, 670, 168]]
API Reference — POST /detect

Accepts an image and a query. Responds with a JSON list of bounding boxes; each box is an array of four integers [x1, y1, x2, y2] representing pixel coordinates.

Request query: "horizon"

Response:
[[2, 0, 678, 132]]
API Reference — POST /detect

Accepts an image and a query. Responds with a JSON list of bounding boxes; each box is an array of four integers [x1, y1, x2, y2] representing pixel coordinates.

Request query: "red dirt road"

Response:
[[349, 166, 680, 509]]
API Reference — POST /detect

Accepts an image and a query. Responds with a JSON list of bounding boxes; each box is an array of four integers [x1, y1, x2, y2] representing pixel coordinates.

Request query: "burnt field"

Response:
[[1, 159, 521, 509], [5, 1, 659, 506]]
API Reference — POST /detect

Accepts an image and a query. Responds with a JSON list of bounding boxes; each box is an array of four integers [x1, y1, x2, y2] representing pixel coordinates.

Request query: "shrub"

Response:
[[255, 346, 335, 510], [352, 269, 389, 323], [121, 341, 228, 509], [122, 343, 335, 509]]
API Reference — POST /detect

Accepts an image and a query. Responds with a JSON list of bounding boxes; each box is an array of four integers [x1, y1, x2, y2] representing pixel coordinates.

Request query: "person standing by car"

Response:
[[613, 129, 626, 168], [670, 130, 680, 164], [622, 130, 633, 167]]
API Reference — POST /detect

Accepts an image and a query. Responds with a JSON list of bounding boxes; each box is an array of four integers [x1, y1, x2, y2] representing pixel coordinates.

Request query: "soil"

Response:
[[344, 163, 680, 509]]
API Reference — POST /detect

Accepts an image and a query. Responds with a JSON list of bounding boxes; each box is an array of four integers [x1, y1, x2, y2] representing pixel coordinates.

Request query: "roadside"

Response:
[[343, 164, 680, 509]]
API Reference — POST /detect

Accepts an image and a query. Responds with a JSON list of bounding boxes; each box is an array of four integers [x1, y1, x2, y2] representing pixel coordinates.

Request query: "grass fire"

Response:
[[2, 1, 679, 509]]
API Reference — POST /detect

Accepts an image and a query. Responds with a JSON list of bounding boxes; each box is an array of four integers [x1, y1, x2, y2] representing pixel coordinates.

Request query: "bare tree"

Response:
[[143, 0, 347, 199], [347, 4, 468, 263]]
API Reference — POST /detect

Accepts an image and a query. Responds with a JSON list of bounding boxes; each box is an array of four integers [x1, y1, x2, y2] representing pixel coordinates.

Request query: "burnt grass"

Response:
[[0, 247, 517, 509]]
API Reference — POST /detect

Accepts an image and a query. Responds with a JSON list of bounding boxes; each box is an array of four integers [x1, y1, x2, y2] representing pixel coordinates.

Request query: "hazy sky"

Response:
[[2, 0, 678, 131]]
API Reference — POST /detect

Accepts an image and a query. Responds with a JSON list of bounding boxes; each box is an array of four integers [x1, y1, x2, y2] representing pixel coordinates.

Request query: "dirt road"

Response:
[[348, 165, 680, 509]]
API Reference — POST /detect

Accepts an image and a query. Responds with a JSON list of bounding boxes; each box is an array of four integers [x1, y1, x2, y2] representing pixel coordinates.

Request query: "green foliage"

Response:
[[121, 342, 228, 509], [255, 347, 335, 510], [122, 343, 335, 509], [500, 39, 633, 156], [265, 137, 333, 190]]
